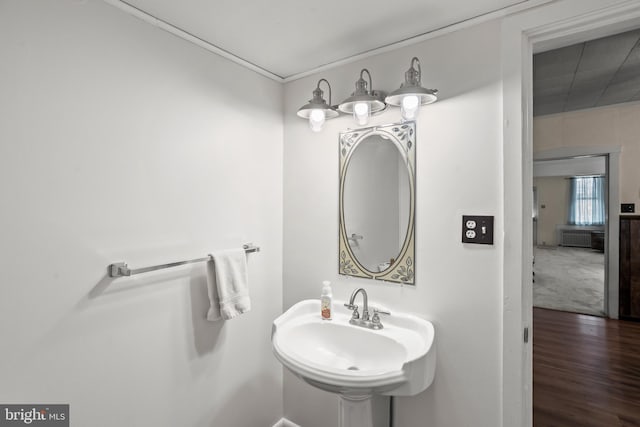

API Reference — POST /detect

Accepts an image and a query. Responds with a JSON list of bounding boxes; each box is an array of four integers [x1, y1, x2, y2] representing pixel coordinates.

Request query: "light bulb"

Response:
[[309, 109, 325, 132], [401, 95, 420, 120], [353, 102, 370, 126]]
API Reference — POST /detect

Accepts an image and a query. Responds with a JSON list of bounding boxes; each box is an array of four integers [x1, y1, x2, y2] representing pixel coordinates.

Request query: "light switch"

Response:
[[462, 215, 494, 245]]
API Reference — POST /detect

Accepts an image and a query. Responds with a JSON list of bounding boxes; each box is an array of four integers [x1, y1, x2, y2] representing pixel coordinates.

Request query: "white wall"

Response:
[[283, 20, 503, 427], [0, 1, 283, 426]]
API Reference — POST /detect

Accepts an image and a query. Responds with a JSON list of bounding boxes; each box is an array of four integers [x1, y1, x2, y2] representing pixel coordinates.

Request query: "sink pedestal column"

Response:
[[339, 394, 390, 427]]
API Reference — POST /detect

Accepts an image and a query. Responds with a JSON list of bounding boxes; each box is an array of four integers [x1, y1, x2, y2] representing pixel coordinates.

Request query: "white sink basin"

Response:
[[271, 299, 436, 396]]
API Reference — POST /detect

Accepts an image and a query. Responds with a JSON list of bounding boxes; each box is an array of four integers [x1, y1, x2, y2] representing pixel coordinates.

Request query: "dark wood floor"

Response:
[[534, 307, 640, 426]]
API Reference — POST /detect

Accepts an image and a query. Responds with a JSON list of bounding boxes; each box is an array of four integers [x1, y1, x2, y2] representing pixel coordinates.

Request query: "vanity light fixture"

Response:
[[297, 78, 339, 132], [338, 68, 386, 126], [386, 57, 438, 120]]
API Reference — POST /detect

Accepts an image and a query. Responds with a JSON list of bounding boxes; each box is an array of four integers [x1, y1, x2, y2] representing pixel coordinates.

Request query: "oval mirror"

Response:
[[339, 122, 416, 284]]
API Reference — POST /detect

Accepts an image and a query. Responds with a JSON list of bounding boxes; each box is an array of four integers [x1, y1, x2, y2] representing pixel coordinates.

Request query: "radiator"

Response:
[[560, 230, 592, 247]]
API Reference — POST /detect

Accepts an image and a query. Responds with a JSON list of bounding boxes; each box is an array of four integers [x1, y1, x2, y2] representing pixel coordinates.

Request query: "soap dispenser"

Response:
[[320, 280, 332, 320]]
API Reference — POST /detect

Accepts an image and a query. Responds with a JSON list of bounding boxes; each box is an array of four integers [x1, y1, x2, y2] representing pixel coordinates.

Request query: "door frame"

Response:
[[501, 1, 640, 426]]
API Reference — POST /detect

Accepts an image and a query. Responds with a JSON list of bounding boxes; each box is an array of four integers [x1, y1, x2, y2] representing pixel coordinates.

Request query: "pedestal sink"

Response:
[[271, 299, 436, 426]]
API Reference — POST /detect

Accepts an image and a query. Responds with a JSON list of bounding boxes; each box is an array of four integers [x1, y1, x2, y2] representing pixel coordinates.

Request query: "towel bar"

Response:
[[108, 243, 260, 278]]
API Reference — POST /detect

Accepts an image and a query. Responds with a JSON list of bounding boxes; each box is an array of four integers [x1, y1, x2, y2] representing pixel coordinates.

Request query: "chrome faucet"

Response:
[[344, 288, 390, 330], [346, 287, 370, 322]]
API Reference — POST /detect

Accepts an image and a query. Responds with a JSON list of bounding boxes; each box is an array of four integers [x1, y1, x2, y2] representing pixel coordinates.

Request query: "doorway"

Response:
[[501, 3, 640, 426], [532, 156, 608, 317], [523, 8, 640, 425]]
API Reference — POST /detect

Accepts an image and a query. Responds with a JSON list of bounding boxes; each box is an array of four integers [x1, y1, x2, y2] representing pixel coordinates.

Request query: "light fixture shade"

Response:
[[338, 94, 385, 114], [297, 79, 339, 131], [386, 57, 438, 107], [338, 69, 386, 115], [297, 99, 339, 120], [385, 85, 438, 106]]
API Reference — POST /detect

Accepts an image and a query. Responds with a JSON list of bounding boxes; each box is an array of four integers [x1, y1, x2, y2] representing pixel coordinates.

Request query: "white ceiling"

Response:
[[116, 0, 538, 80]]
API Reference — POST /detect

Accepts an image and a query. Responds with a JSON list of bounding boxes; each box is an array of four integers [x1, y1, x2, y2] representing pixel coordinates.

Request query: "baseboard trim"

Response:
[[272, 418, 301, 427]]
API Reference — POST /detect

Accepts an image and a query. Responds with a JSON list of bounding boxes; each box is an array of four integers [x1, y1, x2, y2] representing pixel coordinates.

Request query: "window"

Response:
[[568, 176, 605, 226]]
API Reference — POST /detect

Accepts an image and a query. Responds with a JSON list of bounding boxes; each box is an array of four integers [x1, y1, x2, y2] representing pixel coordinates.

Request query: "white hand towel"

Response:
[[206, 248, 251, 321]]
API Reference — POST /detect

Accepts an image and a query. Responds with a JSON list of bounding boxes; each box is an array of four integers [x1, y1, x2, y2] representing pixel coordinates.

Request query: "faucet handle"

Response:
[[371, 308, 390, 326], [344, 303, 360, 320]]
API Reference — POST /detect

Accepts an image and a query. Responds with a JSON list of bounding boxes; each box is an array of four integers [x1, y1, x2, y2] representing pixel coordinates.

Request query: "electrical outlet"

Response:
[[462, 215, 494, 245]]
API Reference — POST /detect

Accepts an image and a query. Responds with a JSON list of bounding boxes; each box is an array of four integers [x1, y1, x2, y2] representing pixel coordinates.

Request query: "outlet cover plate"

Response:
[[622, 203, 635, 213], [462, 215, 494, 245]]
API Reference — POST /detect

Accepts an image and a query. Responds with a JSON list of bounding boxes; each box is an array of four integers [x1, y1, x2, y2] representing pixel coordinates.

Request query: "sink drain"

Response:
[[347, 366, 359, 371]]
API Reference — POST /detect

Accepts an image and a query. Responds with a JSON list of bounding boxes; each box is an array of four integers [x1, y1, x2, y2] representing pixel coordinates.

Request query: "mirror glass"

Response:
[[343, 135, 410, 272], [339, 122, 416, 285]]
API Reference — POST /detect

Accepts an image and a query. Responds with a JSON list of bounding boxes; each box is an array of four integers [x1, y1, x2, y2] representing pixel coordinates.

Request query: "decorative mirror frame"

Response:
[[338, 121, 416, 285]]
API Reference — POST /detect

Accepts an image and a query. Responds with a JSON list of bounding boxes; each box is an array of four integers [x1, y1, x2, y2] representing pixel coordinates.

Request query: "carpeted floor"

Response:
[[533, 246, 605, 317]]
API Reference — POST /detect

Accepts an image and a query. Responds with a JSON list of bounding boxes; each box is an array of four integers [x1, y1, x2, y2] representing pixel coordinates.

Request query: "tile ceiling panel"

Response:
[[599, 76, 640, 105], [534, 28, 640, 116], [533, 44, 583, 81], [564, 91, 602, 111], [533, 75, 574, 97], [577, 31, 639, 71], [600, 43, 640, 104], [534, 95, 570, 116]]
